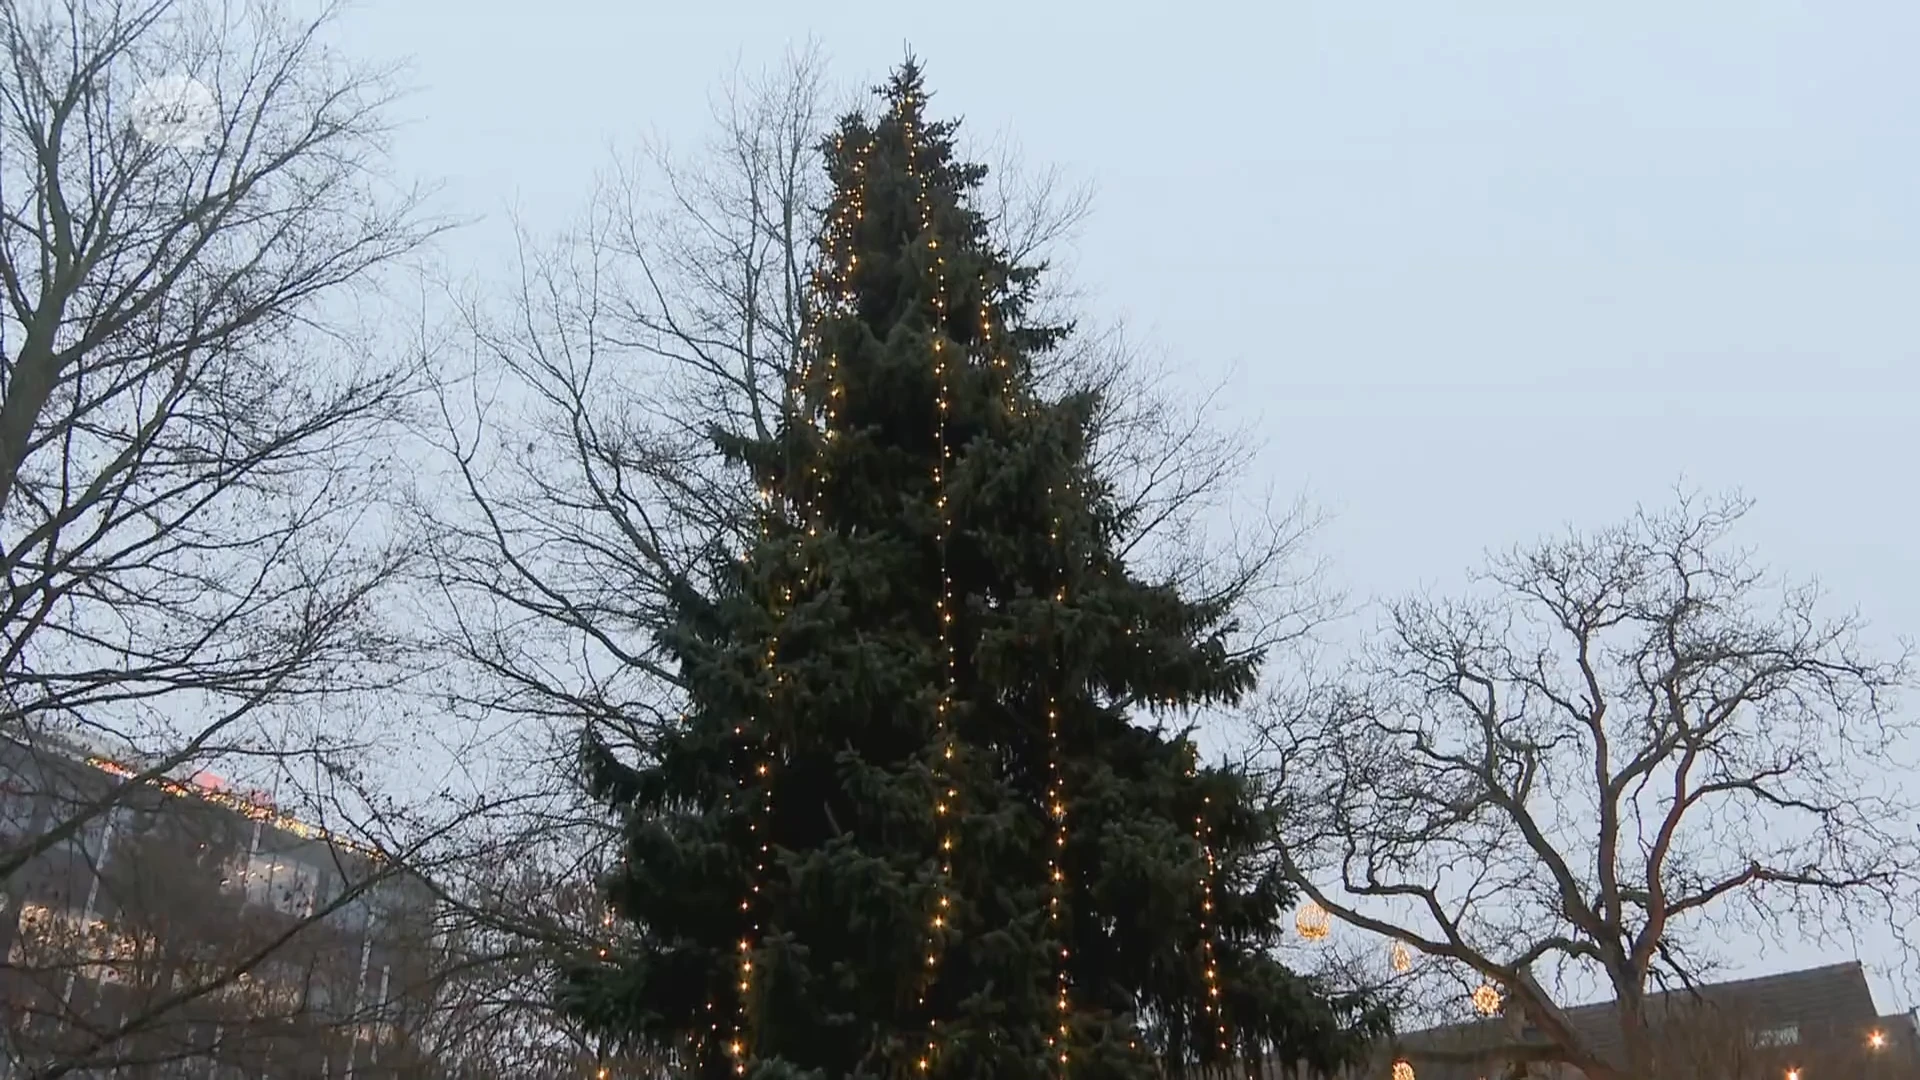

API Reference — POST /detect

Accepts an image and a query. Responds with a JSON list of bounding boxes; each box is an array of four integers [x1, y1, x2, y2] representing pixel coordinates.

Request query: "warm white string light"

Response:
[[1188, 745, 1234, 1067], [980, 287, 1075, 1072], [716, 127, 872, 1079], [724, 500, 777, 1078], [900, 90, 961, 1077], [1045, 630, 1070, 1072], [1044, 479, 1072, 1070]]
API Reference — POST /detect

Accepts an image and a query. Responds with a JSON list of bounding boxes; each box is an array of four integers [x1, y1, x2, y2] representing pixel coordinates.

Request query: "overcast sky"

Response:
[[332, 0, 1920, 1013]]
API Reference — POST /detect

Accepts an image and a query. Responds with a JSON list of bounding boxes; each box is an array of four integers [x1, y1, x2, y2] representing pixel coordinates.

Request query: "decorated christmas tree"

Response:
[[561, 62, 1385, 1080]]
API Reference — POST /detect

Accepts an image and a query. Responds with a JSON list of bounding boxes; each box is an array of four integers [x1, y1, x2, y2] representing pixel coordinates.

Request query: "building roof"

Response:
[[2, 728, 381, 859], [1396, 961, 1887, 1076]]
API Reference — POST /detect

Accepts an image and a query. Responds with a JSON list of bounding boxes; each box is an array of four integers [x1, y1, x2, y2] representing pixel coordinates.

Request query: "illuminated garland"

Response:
[[728, 618, 777, 1074], [900, 91, 962, 1077], [1045, 643, 1071, 1073], [1041, 487, 1074, 1065], [977, 285, 1075, 1070], [714, 503, 775, 1078], [597, 850, 621, 1080], [1188, 745, 1234, 1068], [713, 128, 874, 1078]]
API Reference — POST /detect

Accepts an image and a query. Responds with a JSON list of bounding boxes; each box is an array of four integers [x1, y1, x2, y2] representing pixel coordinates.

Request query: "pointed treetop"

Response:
[[883, 54, 929, 113]]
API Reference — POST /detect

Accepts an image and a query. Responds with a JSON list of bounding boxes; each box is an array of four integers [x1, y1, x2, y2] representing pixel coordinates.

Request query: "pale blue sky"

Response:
[[336, 0, 1920, 1011]]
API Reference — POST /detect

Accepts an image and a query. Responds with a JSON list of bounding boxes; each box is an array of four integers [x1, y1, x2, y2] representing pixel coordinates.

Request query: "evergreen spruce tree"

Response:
[[561, 62, 1387, 1080]]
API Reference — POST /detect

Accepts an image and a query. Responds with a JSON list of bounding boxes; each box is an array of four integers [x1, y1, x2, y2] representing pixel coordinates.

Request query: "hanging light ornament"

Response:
[[1472, 983, 1502, 1016], [1391, 1061, 1415, 1080], [1294, 901, 1331, 942], [1389, 940, 1413, 973]]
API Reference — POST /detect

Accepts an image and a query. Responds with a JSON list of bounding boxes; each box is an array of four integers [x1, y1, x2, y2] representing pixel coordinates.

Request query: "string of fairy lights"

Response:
[[905, 90, 1081, 1076], [1187, 745, 1233, 1065], [712, 126, 877, 1079], [903, 87, 1231, 1075], [900, 90, 963, 1077], [724, 481, 779, 1077], [1041, 483, 1072, 1063], [1045, 684, 1071, 1073], [969, 214, 1075, 1069]]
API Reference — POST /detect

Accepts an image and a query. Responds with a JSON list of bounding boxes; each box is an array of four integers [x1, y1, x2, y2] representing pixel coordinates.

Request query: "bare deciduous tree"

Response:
[[0, 0, 437, 873], [0, 0, 468, 1074], [1257, 491, 1919, 1080]]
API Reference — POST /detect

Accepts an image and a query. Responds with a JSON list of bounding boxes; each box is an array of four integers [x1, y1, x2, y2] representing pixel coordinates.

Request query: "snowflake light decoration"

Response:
[[1472, 983, 1502, 1016]]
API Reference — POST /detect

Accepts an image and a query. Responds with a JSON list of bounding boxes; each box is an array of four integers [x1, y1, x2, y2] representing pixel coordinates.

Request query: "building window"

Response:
[[1752, 1024, 1800, 1047]]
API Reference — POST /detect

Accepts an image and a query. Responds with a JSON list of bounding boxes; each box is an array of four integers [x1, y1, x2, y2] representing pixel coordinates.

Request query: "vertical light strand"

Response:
[[901, 90, 958, 1077], [1188, 744, 1235, 1071], [1045, 670, 1070, 1072], [721, 131, 875, 1079], [1045, 517, 1071, 1077], [596, 885, 616, 1079], [724, 490, 777, 1077], [1048, 479, 1072, 1073], [978, 287, 1073, 1072], [701, 715, 727, 1064]]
